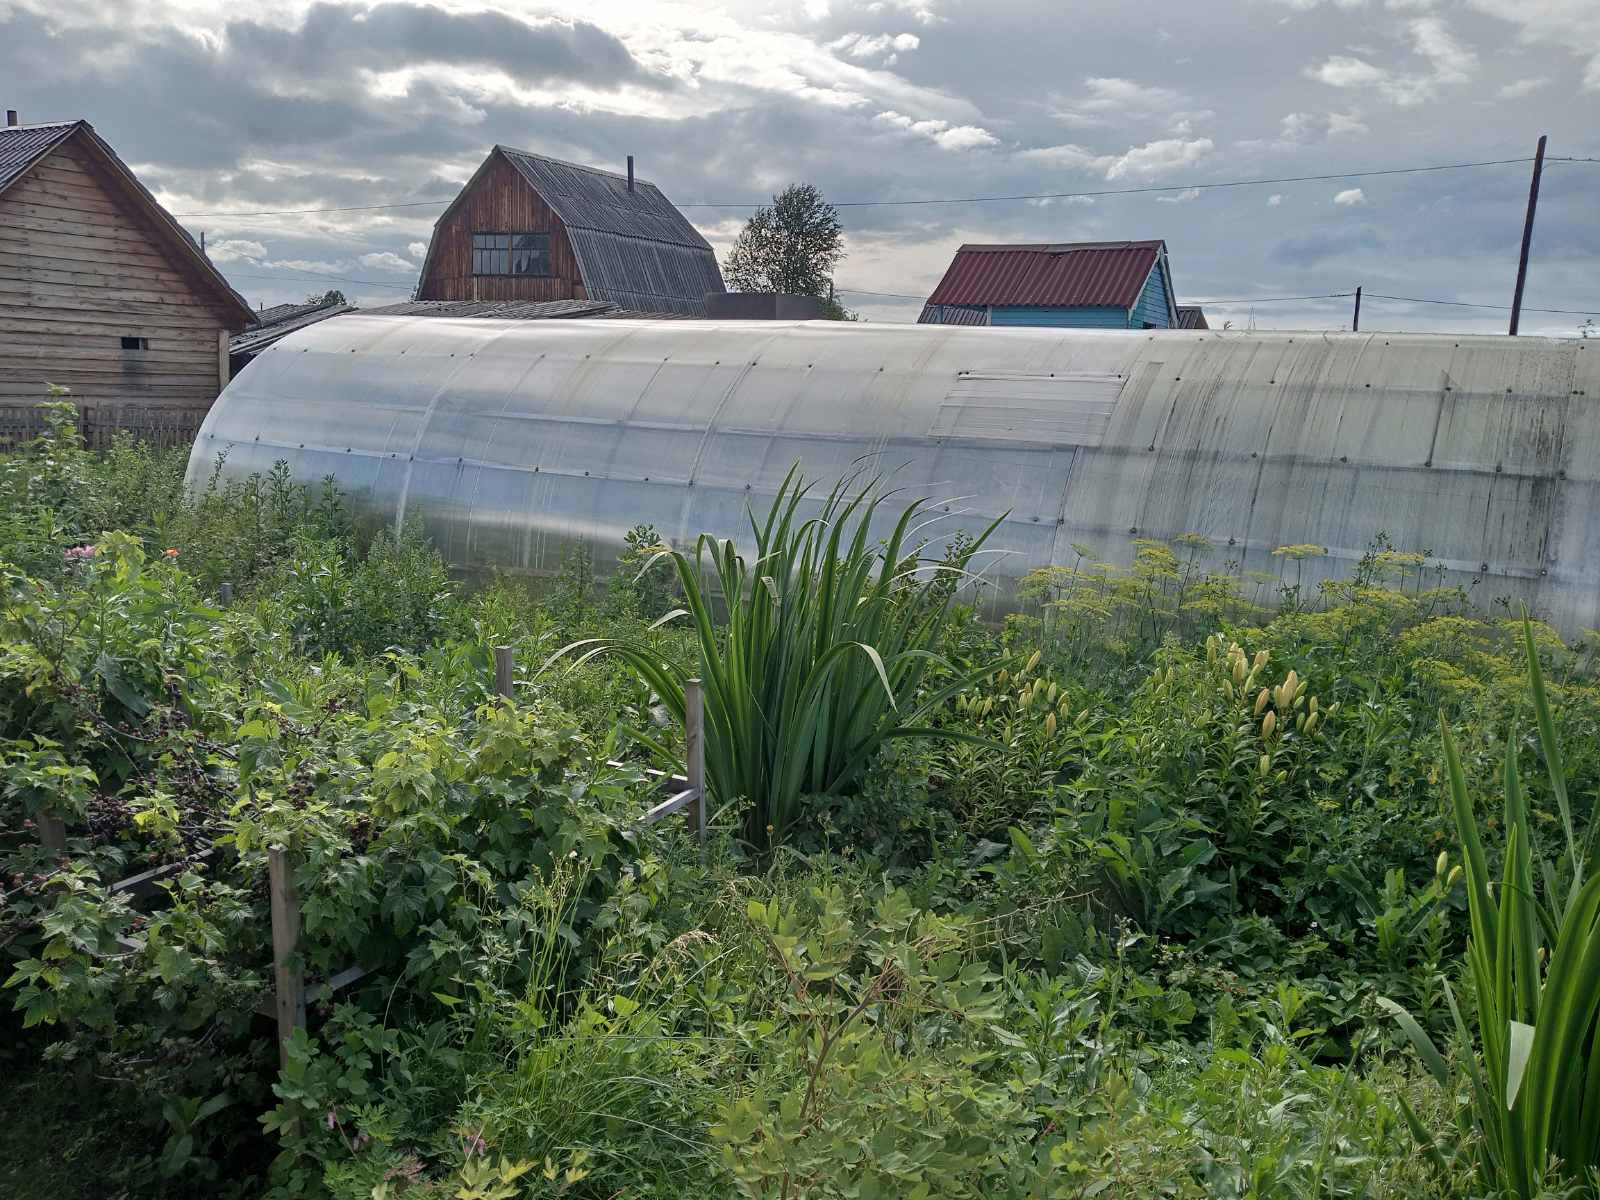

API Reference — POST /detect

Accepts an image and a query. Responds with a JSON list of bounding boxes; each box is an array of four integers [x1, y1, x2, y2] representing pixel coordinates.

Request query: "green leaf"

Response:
[[1506, 1020, 1535, 1109]]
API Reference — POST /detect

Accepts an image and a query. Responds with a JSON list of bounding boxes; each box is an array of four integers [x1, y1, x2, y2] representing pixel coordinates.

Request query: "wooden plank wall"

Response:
[[0, 138, 231, 444], [416, 155, 585, 302]]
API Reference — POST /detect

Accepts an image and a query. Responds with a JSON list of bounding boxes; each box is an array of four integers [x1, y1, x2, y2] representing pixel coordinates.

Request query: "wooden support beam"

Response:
[[108, 847, 218, 899], [36, 810, 66, 852], [643, 787, 699, 825], [267, 846, 305, 1071], [685, 678, 706, 853], [493, 645, 515, 702]]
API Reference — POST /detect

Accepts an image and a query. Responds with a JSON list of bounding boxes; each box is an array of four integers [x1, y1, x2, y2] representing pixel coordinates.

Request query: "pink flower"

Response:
[[163, 548, 180, 559], [64, 545, 98, 561]]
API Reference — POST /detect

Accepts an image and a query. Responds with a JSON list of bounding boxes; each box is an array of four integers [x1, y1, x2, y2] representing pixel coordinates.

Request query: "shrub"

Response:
[[550, 467, 1001, 849]]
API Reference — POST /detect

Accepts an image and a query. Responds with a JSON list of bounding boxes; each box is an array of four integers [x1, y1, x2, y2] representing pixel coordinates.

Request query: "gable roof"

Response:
[[0, 121, 78, 194], [1176, 305, 1209, 330], [230, 300, 355, 362], [419, 145, 725, 316], [0, 120, 255, 328], [924, 241, 1167, 311]]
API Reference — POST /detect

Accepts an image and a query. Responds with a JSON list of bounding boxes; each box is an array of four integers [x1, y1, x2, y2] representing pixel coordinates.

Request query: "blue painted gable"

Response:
[[989, 306, 1128, 328], [1132, 261, 1174, 328]]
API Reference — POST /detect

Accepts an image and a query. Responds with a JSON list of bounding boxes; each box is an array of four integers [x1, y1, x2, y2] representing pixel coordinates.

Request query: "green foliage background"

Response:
[[4, 402, 1595, 1198]]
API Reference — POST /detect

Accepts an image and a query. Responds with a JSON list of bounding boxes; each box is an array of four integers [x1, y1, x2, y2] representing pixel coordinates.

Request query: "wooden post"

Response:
[[1352, 287, 1362, 333], [493, 645, 515, 702], [267, 846, 305, 1071], [36, 811, 66, 852], [1509, 134, 1547, 337], [685, 678, 706, 854], [218, 581, 234, 607]]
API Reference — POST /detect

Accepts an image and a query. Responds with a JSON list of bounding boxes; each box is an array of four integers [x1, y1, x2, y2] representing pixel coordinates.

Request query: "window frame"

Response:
[[470, 231, 552, 278]]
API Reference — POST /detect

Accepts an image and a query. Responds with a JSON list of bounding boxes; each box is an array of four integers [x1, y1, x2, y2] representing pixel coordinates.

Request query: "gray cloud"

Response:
[[1, 0, 1593, 335]]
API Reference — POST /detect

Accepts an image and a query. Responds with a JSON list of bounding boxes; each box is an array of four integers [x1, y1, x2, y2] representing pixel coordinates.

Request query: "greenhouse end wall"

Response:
[[185, 316, 1600, 632]]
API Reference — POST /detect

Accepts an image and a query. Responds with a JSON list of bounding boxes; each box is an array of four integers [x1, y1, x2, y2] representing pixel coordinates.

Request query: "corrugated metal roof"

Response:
[[497, 147, 725, 315], [360, 299, 693, 321], [231, 303, 354, 359], [925, 241, 1164, 310], [917, 303, 990, 326], [0, 121, 82, 195], [1176, 305, 1209, 330]]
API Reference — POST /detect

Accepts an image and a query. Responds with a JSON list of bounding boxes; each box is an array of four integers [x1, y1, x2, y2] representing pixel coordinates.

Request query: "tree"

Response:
[[305, 289, 347, 306], [722, 183, 846, 303]]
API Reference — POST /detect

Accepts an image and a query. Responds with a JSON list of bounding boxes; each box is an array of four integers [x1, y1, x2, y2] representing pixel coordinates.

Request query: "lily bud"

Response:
[[1253, 650, 1269, 672], [1025, 649, 1042, 674], [1304, 712, 1320, 735], [1045, 711, 1057, 737], [1255, 688, 1270, 715], [1436, 850, 1448, 878], [1447, 865, 1463, 888], [1262, 710, 1277, 740], [1233, 657, 1246, 686], [1259, 754, 1271, 777]]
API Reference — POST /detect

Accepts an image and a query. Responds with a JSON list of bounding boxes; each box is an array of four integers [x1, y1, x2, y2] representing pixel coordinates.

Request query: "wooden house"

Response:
[[918, 241, 1180, 330], [0, 113, 254, 445], [415, 146, 724, 316]]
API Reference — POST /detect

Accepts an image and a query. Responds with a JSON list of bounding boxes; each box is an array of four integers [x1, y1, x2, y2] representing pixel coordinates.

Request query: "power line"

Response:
[[690, 156, 1559, 209], [223, 267, 414, 291], [172, 154, 1598, 220], [1191, 292, 1355, 305], [1364, 293, 1600, 317]]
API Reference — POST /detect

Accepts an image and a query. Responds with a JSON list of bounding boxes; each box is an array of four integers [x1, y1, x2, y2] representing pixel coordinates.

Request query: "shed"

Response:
[[1176, 305, 1209, 330], [918, 241, 1179, 330], [414, 147, 725, 316], [0, 115, 254, 446]]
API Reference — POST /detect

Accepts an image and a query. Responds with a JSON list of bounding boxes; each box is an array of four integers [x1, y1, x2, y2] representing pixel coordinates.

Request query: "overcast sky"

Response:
[[3, 0, 1596, 333]]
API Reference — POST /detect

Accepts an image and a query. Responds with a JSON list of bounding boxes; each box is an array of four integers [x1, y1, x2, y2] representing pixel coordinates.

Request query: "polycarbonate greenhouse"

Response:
[[187, 315, 1600, 631]]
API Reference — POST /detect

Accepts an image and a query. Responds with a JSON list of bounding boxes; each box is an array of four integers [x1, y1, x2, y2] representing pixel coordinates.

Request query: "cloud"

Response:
[[225, 3, 645, 85], [1157, 187, 1202, 203], [1408, 16, 1476, 83], [1268, 193, 1285, 207], [1310, 55, 1386, 87], [359, 251, 417, 272], [207, 238, 266, 262], [407, 241, 429, 260], [831, 32, 920, 66], [1497, 78, 1545, 98], [1306, 17, 1477, 105], [874, 110, 998, 150], [1273, 227, 1382, 266], [1077, 76, 1184, 112], [1333, 187, 1366, 205], [1104, 137, 1214, 179]]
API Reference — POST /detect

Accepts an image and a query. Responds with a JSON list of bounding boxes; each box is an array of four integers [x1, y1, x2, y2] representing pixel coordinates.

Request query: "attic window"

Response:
[[121, 336, 148, 350], [472, 232, 550, 277]]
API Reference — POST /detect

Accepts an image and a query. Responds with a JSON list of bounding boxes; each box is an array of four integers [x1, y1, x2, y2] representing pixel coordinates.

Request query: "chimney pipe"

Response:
[[626, 155, 634, 193], [5, 111, 17, 127]]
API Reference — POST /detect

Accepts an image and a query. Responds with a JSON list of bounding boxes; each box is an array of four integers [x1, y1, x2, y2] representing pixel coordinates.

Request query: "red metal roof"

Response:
[[924, 241, 1164, 310]]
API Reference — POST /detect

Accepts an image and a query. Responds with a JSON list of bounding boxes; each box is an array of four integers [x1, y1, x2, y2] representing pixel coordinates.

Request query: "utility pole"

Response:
[[1352, 287, 1362, 332], [1509, 134, 1546, 336]]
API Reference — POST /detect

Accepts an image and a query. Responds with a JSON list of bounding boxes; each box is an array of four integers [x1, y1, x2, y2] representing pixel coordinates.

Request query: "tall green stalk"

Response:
[[1385, 619, 1600, 1196], [549, 466, 1001, 849]]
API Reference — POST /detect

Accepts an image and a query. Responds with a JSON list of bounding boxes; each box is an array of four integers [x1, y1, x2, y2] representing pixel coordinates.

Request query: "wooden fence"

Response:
[[32, 615, 708, 1068], [0, 401, 209, 449]]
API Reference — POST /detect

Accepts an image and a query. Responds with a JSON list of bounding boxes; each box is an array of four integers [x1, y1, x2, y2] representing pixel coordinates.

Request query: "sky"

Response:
[[3, 0, 1596, 334]]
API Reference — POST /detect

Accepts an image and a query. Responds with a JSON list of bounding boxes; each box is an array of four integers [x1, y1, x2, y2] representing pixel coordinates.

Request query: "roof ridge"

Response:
[[0, 119, 83, 132], [495, 145, 649, 187]]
